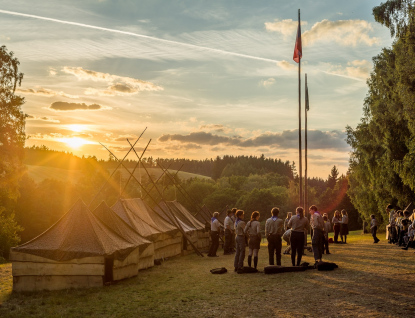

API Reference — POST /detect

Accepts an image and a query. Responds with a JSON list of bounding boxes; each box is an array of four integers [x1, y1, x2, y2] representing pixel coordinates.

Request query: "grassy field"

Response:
[[1, 231, 414, 317], [26, 165, 211, 184]]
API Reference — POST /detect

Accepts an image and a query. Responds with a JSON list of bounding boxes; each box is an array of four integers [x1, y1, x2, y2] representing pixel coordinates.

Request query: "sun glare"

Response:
[[67, 124, 87, 132], [59, 137, 93, 149]]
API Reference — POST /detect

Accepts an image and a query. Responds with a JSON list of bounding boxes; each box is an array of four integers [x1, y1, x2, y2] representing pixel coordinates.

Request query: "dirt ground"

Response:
[[0, 232, 414, 317]]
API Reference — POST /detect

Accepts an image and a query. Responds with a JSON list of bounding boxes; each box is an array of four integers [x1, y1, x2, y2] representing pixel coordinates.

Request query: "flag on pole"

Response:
[[305, 82, 310, 111], [293, 21, 302, 63]]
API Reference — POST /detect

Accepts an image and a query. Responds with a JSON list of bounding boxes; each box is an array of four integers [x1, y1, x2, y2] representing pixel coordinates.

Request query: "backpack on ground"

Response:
[[210, 267, 227, 274]]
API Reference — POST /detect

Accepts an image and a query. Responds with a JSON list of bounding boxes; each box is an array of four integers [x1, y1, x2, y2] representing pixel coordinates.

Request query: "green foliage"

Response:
[[0, 46, 25, 201], [347, 2, 415, 226], [0, 207, 22, 258], [373, 0, 415, 37], [0, 46, 25, 258]]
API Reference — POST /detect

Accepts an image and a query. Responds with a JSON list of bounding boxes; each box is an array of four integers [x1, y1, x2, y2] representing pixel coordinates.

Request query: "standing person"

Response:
[[309, 205, 324, 265], [284, 212, 292, 231], [265, 207, 284, 266], [370, 214, 380, 243], [245, 211, 261, 269], [340, 209, 349, 244], [323, 215, 331, 254], [207, 212, 220, 257], [230, 208, 237, 253], [332, 210, 341, 243], [386, 204, 395, 243], [234, 210, 246, 272], [223, 210, 235, 255], [288, 207, 310, 266]]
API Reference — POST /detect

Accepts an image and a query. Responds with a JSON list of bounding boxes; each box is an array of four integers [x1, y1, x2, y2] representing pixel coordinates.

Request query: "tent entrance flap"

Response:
[[104, 258, 114, 283]]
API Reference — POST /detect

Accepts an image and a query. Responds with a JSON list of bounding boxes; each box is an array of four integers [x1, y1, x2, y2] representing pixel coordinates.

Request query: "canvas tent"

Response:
[[92, 201, 154, 271], [10, 199, 150, 292], [155, 201, 210, 251], [112, 198, 182, 260]]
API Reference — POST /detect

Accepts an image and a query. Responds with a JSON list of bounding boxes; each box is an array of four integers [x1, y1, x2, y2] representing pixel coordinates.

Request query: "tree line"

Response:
[[347, 0, 415, 227]]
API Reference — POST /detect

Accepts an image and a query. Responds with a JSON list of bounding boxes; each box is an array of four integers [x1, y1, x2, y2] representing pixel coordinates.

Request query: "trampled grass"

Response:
[[1, 231, 414, 317]]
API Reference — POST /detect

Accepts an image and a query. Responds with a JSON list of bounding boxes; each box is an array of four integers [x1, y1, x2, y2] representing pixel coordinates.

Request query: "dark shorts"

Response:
[[341, 223, 349, 235], [249, 235, 261, 250]]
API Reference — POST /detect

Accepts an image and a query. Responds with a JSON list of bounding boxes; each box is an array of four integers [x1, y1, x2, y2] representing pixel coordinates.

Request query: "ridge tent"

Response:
[[111, 198, 182, 260], [155, 201, 210, 251], [165, 201, 210, 250], [92, 201, 154, 271], [10, 199, 143, 292]]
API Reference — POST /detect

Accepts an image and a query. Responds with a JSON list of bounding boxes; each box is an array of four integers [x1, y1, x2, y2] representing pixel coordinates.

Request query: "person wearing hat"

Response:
[[207, 211, 220, 257], [265, 207, 284, 266], [224, 209, 235, 255]]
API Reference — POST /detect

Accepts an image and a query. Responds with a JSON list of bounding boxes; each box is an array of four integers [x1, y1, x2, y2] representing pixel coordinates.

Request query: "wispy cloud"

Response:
[[0, 9, 280, 64], [266, 18, 378, 47], [303, 19, 379, 46], [265, 19, 307, 36], [62, 66, 163, 96], [26, 115, 60, 123], [260, 78, 276, 88], [325, 60, 372, 81], [17, 87, 78, 98], [49, 101, 110, 111]]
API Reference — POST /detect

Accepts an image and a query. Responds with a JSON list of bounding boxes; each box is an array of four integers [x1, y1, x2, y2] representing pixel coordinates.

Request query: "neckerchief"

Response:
[[211, 217, 217, 223], [235, 217, 242, 227], [272, 216, 278, 221]]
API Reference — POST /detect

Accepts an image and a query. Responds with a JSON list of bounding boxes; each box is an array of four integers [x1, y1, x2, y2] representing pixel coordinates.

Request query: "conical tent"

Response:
[[92, 201, 151, 249], [112, 198, 182, 259], [10, 199, 144, 292], [92, 201, 155, 271], [12, 199, 137, 261]]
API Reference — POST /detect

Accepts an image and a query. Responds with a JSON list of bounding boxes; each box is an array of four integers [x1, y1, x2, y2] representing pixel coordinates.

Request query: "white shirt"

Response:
[[224, 216, 235, 230], [211, 219, 220, 232]]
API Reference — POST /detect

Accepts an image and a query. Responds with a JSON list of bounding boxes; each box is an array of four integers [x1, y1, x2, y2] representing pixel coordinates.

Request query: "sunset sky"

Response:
[[1, 0, 392, 178]]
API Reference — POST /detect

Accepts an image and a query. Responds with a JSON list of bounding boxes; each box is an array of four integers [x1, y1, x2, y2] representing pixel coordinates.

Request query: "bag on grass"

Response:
[[237, 266, 258, 274], [210, 267, 227, 274], [316, 262, 338, 271], [264, 265, 307, 274]]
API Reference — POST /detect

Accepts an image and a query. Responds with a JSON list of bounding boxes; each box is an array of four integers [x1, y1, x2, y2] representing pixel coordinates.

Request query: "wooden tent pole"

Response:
[[141, 162, 174, 200], [102, 144, 204, 257], [88, 127, 147, 208]]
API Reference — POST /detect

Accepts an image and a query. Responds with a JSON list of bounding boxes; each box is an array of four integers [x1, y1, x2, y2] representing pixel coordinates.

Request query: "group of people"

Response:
[[385, 204, 415, 251], [207, 205, 349, 272]]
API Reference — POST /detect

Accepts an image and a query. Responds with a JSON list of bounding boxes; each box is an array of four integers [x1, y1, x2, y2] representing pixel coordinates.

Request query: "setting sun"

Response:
[[59, 137, 94, 148]]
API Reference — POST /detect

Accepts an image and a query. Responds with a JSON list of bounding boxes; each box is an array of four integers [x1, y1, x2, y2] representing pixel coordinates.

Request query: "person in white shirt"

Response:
[[340, 209, 349, 244], [207, 212, 220, 257], [223, 210, 235, 255]]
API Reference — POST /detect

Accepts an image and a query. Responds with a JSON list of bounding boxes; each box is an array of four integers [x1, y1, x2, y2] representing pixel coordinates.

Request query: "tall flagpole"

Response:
[[298, 9, 302, 207], [304, 73, 308, 213]]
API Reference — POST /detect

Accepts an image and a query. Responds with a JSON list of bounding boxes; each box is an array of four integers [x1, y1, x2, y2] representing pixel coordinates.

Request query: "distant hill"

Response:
[[26, 165, 210, 184]]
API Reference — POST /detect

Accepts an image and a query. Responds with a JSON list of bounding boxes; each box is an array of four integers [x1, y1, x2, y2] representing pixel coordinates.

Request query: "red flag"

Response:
[[293, 21, 302, 63]]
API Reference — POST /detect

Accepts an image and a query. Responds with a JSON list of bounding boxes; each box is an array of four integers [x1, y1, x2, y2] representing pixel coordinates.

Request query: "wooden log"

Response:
[[9, 251, 104, 264], [113, 263, 139, 281], [12, 262, 104, 276], [13, 275, 103, 292]]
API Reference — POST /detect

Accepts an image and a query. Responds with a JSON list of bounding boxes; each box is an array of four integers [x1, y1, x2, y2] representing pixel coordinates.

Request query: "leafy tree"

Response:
[[0, 46, 25, 256], [347, 1, 415, 225], [0, 46, 25, 201]]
